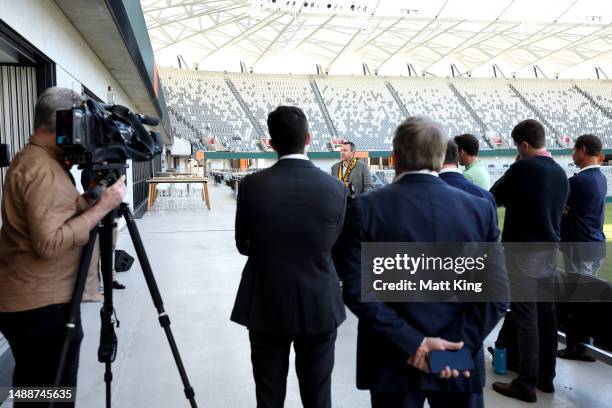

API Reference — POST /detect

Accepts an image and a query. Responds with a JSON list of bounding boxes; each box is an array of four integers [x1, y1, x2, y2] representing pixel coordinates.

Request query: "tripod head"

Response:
[[79, 163, 128, 209]]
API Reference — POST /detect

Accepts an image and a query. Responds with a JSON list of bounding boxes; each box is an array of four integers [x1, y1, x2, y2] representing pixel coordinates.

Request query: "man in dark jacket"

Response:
[[490, 119, 569, 403], [558, 134, 607, 361], [335, 116, 508, 408], [439, 139, 496, 210], [231, 106, 347, 408]]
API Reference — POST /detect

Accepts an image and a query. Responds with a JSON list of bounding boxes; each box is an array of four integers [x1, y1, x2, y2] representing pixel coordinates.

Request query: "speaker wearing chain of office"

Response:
[[331, 141, 374, 199], [0, 87, 126, 406]]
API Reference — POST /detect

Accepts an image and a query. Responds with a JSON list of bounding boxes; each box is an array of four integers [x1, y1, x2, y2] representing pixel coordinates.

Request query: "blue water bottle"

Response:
[[493, 346, 507, 375]]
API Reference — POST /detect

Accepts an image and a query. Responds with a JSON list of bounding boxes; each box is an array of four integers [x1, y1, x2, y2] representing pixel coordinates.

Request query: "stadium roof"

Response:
[[142, 0, 612, 78]]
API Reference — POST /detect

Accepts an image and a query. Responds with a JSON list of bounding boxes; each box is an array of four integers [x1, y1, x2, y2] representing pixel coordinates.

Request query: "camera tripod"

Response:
[[52, 202, 197, 408]]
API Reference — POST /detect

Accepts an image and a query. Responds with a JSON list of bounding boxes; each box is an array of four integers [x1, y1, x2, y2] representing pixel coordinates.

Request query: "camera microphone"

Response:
[[135, 114, 159, 127]]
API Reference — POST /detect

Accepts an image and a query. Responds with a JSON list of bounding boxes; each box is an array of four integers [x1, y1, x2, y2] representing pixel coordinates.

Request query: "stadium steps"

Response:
[[385, 82, 410, 119], [573, 84, 612, 120], [167, 106, 202, 147], [507, 82, 562, 146], [447, 82, 487, 134], [225, 78, 266, 139], [309, 78, 339, 137]]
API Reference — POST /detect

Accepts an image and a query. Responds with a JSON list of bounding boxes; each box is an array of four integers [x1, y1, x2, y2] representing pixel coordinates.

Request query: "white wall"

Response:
[[0, 0, 134, 107], [0, 0, 143, 211]]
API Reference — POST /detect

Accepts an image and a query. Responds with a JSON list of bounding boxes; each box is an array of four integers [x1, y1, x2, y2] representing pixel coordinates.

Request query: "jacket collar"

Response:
[[439, 171, 465, 180]]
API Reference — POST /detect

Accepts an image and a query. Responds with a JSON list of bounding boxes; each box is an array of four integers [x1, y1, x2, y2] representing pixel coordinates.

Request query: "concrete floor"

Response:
[[4, 184, 612, 407]]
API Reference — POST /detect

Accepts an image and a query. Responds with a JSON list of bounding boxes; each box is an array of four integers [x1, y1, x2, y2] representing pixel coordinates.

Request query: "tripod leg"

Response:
[[50, 229, 98, 408], [122, 206, 198, 408], [98, 213, 117, 408]]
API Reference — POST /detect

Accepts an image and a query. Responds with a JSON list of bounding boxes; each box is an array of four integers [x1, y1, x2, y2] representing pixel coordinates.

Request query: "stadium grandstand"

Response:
[[1, 1, 612, 407], [160, 68, 612, 152]]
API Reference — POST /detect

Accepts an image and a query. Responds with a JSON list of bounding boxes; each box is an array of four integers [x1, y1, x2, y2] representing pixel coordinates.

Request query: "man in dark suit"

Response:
[[439, 139, 496, 209], [335, 116, 508, 408], [490, 119, 569, 403], [231, 106, 347, 408], [331, 141, 373, 198], [558, 134, 607, 361]]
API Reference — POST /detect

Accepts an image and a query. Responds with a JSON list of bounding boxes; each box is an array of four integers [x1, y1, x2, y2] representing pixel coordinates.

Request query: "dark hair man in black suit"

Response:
[[491, 119, 569, 403], [231, 106, 347, 408]]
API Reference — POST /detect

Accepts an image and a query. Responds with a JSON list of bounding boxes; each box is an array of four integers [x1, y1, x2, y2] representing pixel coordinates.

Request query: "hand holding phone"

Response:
[[407, 337, 470, 379], [429, 349, 474, 377]]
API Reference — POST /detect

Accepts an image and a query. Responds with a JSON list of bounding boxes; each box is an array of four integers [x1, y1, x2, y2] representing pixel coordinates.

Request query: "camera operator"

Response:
[[0, 87, 126, 401]]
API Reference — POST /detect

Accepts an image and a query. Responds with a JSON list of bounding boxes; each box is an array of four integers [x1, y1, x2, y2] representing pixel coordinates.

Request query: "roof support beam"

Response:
[[197, 11, 285, 63], [326, 28, 364, 71], [253, 16, 295, 67], [514, 25, 612, 72], [154, 13, 250, 51]]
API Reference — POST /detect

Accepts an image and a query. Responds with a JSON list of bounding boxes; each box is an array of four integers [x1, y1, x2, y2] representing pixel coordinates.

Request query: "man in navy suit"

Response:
[[335, 116, 508, 408], [231, 106, 347, 408], [439, 139, 496, 210], [558, 134, 607, 362]]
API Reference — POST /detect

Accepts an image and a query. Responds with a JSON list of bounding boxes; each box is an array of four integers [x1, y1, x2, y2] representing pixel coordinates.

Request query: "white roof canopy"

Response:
[[142, 0, 612, 78]]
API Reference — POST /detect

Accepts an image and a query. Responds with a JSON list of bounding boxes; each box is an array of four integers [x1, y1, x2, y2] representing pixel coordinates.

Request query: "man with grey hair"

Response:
[[335, 116, 508, 408], [0, 86, 126, 399]]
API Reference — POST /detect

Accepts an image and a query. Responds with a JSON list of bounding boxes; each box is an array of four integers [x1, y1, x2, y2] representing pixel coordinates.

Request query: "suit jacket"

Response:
[[490, 156, 568, 243], [231, 159, 347, 334], [331, 160, 373, 196], [440, 170, 497, 209], [334, 174, 508, 393], [561, 167, 607, 260]]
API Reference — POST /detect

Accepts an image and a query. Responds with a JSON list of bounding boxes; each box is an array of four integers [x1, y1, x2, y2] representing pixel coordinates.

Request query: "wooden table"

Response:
[[146, 177, 211, 211]]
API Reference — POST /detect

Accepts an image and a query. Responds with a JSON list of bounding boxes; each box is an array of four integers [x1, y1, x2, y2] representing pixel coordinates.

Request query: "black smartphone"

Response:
[[428, 349, 474, 374]]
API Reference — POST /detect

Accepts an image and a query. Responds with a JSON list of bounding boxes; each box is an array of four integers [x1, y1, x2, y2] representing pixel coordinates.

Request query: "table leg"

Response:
[[148, 183, 158, 210], [203, 182, 211, 210], [147, 184, 153, 211]]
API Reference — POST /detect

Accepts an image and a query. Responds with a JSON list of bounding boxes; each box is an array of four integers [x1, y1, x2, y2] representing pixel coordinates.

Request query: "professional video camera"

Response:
[[55, 99, 163, 167]]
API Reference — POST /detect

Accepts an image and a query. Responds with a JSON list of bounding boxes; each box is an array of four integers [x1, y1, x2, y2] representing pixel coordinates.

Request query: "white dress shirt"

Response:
[[279, 153, 309, 161]]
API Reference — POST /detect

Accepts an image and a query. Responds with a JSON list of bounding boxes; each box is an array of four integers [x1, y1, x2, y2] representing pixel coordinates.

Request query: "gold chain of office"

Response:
[[338, 158, 358, 186]]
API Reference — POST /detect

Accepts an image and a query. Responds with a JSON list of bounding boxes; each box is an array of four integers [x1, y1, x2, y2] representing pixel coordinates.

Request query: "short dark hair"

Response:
[[511, 119, 545, 149], [343, 141, 356, 151], [267, 106, 309, 156], [454, 134, 480, 156], [575, 134, 602, 156], [444, 139, 459, 166]]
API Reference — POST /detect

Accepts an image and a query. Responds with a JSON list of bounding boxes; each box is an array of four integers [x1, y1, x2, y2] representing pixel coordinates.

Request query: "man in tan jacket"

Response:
[[0, 87, 126, 398]]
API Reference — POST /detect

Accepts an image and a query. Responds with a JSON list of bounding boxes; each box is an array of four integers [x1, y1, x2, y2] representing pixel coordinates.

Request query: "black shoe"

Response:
[[112, 281, 126, 290], [537, 381, 555, 393], [557, 347, 596, 362], [492, 381, 537, 403]]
